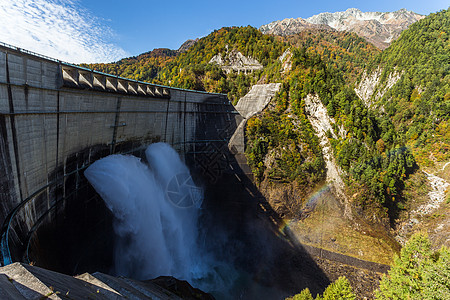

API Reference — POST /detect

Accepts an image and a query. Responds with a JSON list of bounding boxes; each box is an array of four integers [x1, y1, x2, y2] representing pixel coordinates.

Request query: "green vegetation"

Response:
[[80, 11, 450, 299], [376, 233, 449, 300], [82, 48, 177, 82], [245, 109, 325, 184], [286, 277, 356, 300], [287, 234, 449, 300], [246, 46, 416, 221], [284, 30, 380, 82], [156, 26, 286, 103], [87, 26, 287, 104], [368, 8, 450, 166], [287, 288, 315, 300]]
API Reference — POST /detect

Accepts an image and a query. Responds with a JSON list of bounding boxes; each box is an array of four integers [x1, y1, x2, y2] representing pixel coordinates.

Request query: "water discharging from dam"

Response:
[[84, 142, 330, 299], [85, 143, 233, 295]]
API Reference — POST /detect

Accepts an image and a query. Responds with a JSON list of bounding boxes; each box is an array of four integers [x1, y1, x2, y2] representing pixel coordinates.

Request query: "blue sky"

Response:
[[0, 0, 447, 63], [81, 0, 448, 56]]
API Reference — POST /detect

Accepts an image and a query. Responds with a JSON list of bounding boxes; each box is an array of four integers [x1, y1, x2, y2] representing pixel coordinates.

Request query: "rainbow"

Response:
[[276, 183, 331, 240]]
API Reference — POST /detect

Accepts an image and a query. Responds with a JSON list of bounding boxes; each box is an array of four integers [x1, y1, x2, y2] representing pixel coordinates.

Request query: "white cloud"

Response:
[[0, 0, 128, 63]]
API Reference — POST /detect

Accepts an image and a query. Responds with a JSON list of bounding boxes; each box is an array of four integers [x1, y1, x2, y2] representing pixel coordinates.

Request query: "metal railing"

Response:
[[0, 41, 64, 64], [0, 164, 90, 265]]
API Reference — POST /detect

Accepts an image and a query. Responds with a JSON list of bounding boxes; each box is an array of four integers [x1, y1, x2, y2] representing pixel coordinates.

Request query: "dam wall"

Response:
[[0, 43, 241, 270]]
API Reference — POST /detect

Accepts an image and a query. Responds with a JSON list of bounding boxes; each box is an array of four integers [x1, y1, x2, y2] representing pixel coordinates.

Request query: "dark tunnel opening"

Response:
[[19, 144, 117, 276]]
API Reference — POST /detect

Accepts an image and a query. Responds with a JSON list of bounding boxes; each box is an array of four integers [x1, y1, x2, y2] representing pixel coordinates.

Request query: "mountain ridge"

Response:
[[260, 8, 424, 49]]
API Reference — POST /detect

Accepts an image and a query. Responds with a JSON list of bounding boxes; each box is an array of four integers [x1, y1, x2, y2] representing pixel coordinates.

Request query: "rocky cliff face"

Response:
[[178, 38, 199, 53], [355, 68, 402, 107], [396, 166, 450, 247], [209, 48, 263, 73], [260, 8, 424, 49], [303, 94, 351, 218], [259, 18, 333, 36], [278, 49, 293, 73]]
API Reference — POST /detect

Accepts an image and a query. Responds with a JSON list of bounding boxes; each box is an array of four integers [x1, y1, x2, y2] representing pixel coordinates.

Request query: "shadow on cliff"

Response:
[[187, 145, 330, 299], [20, 139, 329, 299]]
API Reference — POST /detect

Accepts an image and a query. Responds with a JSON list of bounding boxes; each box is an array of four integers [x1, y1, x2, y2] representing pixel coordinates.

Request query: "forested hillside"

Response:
[[282, 30, 380, 82], [82, 48, 177, 84], [246, 45, 416, 223], [366, 9, 450, 167]]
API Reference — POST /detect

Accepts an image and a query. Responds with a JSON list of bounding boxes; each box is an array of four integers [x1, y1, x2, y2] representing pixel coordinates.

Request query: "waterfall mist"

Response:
[[84, 143, 227, 289], [83, 142, 304, 299]]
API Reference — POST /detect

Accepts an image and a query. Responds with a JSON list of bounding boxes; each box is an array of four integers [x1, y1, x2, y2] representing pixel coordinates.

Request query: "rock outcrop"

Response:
[[278, 49, 293, 73], [260, 8, 424, 49], [178, 38, 199, 53], [396, 163, 450, 247], [304, 94, 351, 217], [259, 18, 333, 36], [209, 49, 263, 74], [355, 68, 401, 107]]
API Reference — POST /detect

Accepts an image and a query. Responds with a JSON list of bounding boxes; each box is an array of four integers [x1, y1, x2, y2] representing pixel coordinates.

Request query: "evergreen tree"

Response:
[[287, 277, 356, 300], [286, 288, 314, 300], [376, 233, 450, 300], [321, 277, 356, 300]]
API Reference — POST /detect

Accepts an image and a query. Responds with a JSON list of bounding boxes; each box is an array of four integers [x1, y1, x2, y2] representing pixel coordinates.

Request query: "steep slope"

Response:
[[362, 8, 450, 167], [178, 38, 199, 53], [209, 48, 264, 73], [155, 26, 286, 103], [282, 29, 380, 82], [86, 27, 286, 104], [359, 8, 450, 248], [259, 18, 333, 36], [260, 8, 424, 49], [82, 20, 414, 241], [244, 47, 402, 272], [74, 14, 450, 297]]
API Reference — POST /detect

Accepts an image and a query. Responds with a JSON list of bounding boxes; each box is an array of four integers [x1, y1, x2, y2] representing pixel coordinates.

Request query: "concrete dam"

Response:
[[0, 43, 388, 298], [0, 42, 243, 270]]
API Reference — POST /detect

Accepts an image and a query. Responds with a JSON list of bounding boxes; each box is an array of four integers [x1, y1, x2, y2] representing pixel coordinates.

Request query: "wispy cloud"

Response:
[[0, 0, 128, 63]]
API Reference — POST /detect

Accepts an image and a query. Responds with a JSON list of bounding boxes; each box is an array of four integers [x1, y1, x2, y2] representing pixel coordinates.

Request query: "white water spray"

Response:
[[84, 143, 205, 282]]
